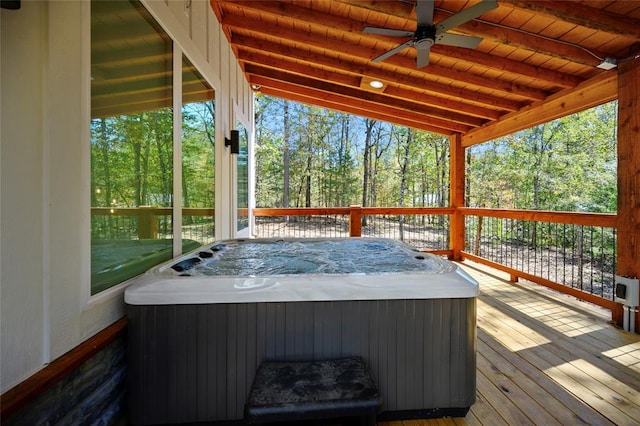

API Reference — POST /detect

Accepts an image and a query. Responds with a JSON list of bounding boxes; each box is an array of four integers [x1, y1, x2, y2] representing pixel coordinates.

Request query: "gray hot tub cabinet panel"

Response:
[[127, 298, 476, 425]]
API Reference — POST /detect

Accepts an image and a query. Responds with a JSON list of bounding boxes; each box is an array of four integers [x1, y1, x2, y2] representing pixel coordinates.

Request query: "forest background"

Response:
[[90, 95, 618, 297], [255, 95, 617, 214], [91, 95, 617, 215]]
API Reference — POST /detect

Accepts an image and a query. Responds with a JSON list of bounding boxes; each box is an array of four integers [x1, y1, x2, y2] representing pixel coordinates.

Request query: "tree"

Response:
[[254, 96, 616, 217], [182, 100, 216, 210], [283, 100, 290, 209]]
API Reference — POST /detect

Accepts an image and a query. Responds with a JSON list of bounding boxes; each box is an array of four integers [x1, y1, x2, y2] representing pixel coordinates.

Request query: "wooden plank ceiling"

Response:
[[210, 0, 640, 143]]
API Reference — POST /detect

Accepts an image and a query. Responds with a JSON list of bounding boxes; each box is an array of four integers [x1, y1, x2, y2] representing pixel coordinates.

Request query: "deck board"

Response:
[[381, 261, 640, 426]]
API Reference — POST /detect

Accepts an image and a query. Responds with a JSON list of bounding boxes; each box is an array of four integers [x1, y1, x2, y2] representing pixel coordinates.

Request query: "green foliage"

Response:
[[182, 101, 216, 208], [91, 100, 216, 210], [91, 109, 174, 208], [254, 94, 451, 209], [467, 101, 617, 213], [257, 96, 618, 214]]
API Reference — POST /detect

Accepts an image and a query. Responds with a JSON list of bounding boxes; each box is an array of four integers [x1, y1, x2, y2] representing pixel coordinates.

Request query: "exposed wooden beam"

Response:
[[218, 0, 365, 33], [221, 0, 582, 89], [429, 44, 583, 89], [249, 72, 472, 133], [237, 47, 502, 120], [250, 75, 470, 134], [243, 63, 486, 128], [461, 71, 618, 146], [233, 34, 523, 112], [380, 84, 501, 120], [257, 86, 455, 136], [211, 0, 639, 142], [502, 0, 640, 39], [332, 0, 414, 19], [452, 17, 607, 67], [336, 0, 607, 66], [220, 10, 549, 101]]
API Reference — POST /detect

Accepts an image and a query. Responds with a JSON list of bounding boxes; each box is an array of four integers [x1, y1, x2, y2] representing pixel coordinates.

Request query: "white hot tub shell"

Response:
[[125, 238, 478, 424]]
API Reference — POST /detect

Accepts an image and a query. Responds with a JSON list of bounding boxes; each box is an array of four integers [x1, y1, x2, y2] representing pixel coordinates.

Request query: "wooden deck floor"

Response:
[[381, 261, 640, 426]]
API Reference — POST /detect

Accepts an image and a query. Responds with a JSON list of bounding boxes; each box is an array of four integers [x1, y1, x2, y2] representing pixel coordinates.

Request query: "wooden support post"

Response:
[[616, 58, 640, 333], [349, 205, 362, 237], [137, 206, 157, 240], [449, 133, 465, 261]]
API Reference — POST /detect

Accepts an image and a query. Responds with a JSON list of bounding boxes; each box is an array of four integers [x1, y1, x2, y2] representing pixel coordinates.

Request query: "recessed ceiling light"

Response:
[[360, 76, 386, 92]]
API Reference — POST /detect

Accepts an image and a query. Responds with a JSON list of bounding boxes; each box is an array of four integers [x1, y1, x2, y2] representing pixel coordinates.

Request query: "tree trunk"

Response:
[[362, 119, 375, 225], [398, 129, 412, 241], [305, 155, 312, 208], [204, 100, 215, 149], [182, 167, 193, 225], [141, 134, 150, 206], [134, 131, 142, 206], [97, 118, 114, 236], [98, 118, 112, 208], [283, 100, 290, 209], [372, 129, 392, 209]]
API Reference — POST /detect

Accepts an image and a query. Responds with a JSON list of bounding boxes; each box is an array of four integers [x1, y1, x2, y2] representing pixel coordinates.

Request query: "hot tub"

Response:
[[125, 238, 478, 425]]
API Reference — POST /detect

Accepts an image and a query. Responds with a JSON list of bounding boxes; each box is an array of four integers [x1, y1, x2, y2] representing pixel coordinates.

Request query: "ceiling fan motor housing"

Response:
[[415, 24, 436, 45]]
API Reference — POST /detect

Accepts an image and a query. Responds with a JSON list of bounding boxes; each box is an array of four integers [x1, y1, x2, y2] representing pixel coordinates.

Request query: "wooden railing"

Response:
[[91, 207, 172, 239], [254, 206, 454, 254], [459, 208, 617, 309], [254, 206, 618, 309], [91, 207, 214, 242], [91, 205, 619, 309]]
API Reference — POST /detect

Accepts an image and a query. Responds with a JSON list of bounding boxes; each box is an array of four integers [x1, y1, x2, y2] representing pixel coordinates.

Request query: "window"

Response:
[[182, 54, 216, 248], [90, 1, 217, 294], [237, 122, 249, 233]]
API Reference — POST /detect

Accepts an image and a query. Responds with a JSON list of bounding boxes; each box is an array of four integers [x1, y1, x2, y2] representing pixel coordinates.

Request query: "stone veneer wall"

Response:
[[4, 336, 126, 425]]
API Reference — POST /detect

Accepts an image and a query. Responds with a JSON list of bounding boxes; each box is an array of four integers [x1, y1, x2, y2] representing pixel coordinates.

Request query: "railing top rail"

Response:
[[254, 207, 352, 216], [253, 206, 454, 216], [361, 207, 455, 215], [92, 206, 617, 229], [459, 207, 617, 228], [91, 207, 213, 216]]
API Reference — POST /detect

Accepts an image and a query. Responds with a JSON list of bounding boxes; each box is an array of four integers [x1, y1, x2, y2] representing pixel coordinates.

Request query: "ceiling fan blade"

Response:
[[415, 0, 434, 25], [436, 32, 483, 49], [363, 27, 413, 37], [436, 0, 498, 33], [416, 42, 431, 68], [372, 40, 414, 63]]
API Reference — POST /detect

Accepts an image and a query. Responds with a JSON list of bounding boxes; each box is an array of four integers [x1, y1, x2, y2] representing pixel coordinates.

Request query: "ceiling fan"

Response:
[[363, 0, 498, 68]]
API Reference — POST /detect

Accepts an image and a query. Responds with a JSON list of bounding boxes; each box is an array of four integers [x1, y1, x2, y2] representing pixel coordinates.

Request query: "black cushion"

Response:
[[245, 357, 382, 423]]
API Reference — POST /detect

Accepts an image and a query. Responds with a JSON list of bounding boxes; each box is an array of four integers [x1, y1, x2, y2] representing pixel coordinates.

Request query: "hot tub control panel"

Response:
[[614, 275, 639, 307]]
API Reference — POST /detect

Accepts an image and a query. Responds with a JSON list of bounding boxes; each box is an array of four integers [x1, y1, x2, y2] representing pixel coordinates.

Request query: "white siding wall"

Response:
[[1, 1, 47, 389], [0, 0, 253, 392]]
